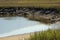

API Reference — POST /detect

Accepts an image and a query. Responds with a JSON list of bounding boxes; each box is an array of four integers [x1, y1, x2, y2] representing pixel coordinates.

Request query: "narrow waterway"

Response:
[[0, 17, 59, 37]]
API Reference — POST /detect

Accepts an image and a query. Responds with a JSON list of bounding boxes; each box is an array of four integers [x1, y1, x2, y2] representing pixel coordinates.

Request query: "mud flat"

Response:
[[0, 33, 31, 40]]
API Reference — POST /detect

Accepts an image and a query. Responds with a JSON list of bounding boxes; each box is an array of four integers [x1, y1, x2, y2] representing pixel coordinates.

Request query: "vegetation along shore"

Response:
[[0, 0, 60, 40], [0, 29, 60, 40], [29, 29, 60, 40], [0, 7, 60, 23], [0, 0, 60, 24]]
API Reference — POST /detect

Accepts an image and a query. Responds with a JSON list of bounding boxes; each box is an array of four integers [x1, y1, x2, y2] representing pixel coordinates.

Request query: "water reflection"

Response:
[[4, 17, 16, 20]]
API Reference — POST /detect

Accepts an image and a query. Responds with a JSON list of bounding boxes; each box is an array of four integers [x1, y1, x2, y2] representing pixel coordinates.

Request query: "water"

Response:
[[50, 22, 60, 29], [0, 17, 40, 34], [0, 17, 59, 37]]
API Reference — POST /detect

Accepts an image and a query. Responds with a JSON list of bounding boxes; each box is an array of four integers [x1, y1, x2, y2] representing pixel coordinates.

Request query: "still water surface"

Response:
[[0, 17, 59, 37]]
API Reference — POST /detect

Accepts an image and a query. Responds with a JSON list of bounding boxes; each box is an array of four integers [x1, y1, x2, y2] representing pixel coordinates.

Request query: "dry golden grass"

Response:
[[0, 0, 60, 8]]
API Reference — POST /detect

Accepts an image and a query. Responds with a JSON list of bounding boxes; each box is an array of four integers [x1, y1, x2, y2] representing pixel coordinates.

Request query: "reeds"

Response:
[[28, 29, 60, 40]]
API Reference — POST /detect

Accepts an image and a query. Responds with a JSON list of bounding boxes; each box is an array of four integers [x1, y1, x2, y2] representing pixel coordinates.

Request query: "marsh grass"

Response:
[[28, 29, 60, 40], [0, 0, 60, 8]]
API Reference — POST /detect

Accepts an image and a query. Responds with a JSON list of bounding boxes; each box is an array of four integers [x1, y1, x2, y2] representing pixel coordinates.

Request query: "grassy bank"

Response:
[[0, 0, 60, 8], [29, 29, 60, 40]]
